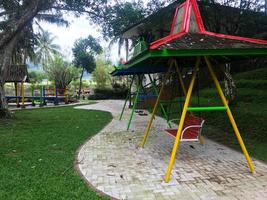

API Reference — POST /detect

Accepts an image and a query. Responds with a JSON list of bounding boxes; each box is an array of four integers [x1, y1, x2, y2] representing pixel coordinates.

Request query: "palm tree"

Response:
[[34, 31, 61, 69]]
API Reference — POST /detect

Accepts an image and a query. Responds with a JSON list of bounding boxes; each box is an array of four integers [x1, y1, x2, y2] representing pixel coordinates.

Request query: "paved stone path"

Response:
[[75, 100, 267, 200]]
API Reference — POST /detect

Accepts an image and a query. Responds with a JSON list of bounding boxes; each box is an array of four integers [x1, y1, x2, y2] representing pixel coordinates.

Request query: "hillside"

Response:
[[199, 67, 267, 162]]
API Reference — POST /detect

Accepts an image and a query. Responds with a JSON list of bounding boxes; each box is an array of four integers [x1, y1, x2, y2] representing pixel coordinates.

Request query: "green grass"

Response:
[[158, 67, 267, 162], [0, 106, 112, 200]]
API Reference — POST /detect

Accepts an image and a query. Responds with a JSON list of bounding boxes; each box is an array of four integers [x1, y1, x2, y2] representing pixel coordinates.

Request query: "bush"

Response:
[[234, 67, 267, 80], [0, 108, 12, 119], [88, 88, 128, 100], [236, 79, 267, 89]]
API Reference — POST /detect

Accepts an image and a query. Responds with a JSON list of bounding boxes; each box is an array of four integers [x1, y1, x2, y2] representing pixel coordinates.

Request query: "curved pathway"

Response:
[[75, 100, 267, 200]]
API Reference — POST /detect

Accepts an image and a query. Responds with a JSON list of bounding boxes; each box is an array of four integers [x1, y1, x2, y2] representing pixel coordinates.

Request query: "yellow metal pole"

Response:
[[204, 56, 255, 173], [164, 57, 201, 183], [140, 77, 165, 147], [15, 83, 19, 107], [54, 83, 56, 96], [140, 61, 174, 148], [174, 61, 187, 96], [21, 82, 25, 108]]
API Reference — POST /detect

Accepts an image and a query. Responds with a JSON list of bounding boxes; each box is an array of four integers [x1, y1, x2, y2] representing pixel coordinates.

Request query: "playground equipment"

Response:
[[118, 74, 164, 130], [116, 61, 187, 130], [4, 64, 30, 108], [112, 0, 267, 182], [6, 85, 69, 107], [165, 114, 204, 142], [4, 63, 69, 108]]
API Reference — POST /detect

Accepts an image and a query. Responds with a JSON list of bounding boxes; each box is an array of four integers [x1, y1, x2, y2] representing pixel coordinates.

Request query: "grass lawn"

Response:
[[158, 67, 267, 162], [0, 106, 112, 200]]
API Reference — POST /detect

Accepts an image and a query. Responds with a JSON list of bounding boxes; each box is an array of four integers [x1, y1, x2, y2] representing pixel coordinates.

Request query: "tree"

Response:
[[28, 70, 46, 85], [100, 1, 146, 59], [34, 31, 61, 69], [92, 57, 113, 89], [200, 0, 266, 36], [0, 0, 109, 117], [72, 36, 102, 99], [95, 0, 170, 60], [45, 55, 79, 90]]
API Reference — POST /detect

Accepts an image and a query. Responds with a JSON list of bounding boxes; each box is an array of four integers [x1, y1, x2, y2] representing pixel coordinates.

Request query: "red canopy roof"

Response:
[[150, 0, 267, 49]]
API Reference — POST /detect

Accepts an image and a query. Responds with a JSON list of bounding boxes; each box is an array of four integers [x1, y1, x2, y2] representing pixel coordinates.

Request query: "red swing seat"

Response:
[[165, 114, 205, 141]]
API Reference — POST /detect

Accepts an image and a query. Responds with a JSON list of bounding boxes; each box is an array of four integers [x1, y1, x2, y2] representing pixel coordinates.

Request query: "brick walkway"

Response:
[[76, 100, 267, 200]]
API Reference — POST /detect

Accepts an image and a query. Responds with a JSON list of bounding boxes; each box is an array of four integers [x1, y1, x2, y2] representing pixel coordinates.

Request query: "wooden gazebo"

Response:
[[5, 64, 30, 107]]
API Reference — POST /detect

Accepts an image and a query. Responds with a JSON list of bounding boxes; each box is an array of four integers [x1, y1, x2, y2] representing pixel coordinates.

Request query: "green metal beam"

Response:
[[127, 78, 142, 131], [187, 106, 227, 112], [123, 48, 267, 69], [150, 48, 267, 57], [119, 75, 134, 120]]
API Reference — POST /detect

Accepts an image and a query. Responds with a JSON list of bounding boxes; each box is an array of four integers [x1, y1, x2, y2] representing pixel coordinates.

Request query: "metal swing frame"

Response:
[[119, 58, 188, 130], [140, 56, 255, 183]]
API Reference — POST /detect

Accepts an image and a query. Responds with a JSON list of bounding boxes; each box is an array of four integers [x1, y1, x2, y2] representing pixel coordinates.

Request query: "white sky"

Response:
[[39, 13, 121, 63], [38, 0, 153, 63]]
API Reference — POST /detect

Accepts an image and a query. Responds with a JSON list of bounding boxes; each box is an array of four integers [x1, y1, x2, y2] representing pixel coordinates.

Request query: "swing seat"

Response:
[[165, 115, 205, 141]]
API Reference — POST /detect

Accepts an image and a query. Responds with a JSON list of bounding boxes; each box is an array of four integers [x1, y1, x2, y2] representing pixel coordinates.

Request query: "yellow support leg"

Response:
[[164, 57, 201, 183], [15, 83, 19, 107], [140, 74, 169, 147], [140, 61, 174, 148], [204, 56, 255, 173], [174, 61, 187, 96], [21, 82, 25, 108]]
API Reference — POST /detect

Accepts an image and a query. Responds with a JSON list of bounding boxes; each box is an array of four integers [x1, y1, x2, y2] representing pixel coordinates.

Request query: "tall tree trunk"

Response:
[[0, 34, 19, 117], [78, 67, 85, 99], [0, 0, 43, 117], [0, 83, 7, 114]]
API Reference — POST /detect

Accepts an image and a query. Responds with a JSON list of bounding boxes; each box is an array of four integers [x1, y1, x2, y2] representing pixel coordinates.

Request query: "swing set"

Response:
[[112, 0, 267, 182], [118, 74, 169, 130], [116, 59, 189, 130]]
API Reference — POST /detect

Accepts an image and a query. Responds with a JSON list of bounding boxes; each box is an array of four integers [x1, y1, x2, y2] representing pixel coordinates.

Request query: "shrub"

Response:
[[0, 108, 12, 119], [236, 79, 267, 89], [88, 88, 128, 100]]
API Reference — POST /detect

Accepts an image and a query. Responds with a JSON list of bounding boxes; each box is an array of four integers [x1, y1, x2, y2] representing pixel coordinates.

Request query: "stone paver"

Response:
[[75, 100, 267, 200]]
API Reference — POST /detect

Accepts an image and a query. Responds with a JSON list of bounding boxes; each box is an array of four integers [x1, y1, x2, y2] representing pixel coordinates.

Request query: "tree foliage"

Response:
[[0, 0, 108, 49], [200, 0, 267, 38], [72, 35, 102, 98], [28, 70, 46, 85], [97, 1, 145, 39], [34, 30, 61, 69], [72, 35, 102, 73], [0, 0, 110, 112], [97, 0, 173, 58], [92, 57, 113, 89], [45, 55, 79, 89]]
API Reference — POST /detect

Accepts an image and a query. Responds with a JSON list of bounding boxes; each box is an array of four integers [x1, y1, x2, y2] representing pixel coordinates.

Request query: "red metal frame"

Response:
[[150, 0, 267, 49], [182, 1, 191, 32], [150, 31, 186, 48], [203, 31, 267, 45], [170, 4, 180, 33], [151, 1, 189, 49], [170, 2, 189, 34], [191, 0, 205, 32], [184, 3, 192, 33]]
